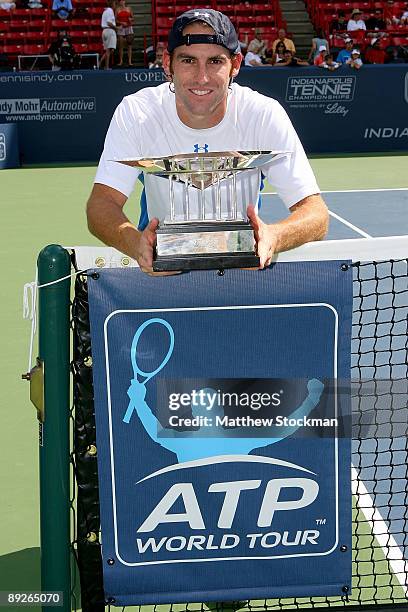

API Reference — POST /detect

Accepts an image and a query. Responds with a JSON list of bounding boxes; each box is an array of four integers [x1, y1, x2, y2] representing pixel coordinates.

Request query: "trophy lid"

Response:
[[112, 151, 291, 174]]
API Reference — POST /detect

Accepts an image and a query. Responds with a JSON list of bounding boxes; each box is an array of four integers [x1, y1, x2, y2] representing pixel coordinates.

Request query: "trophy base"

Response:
[[153, 222, 260, 271], [153, 252, 260, 272]]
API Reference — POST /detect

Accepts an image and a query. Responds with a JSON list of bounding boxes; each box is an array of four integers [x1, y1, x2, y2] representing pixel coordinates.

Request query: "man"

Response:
[[347, 8, 366, 31], [274, 49, 309, 67], [87, 9, 328, 274], [100, 0, 117, 70], [336, 37, 353, 63], [271, 28, 296, 54], [48, 29, 78, 70], [365, 38, 387, 64], [330, 10, 347, 34], [52, 0, 73, 20], [366, 8, 386, 31]]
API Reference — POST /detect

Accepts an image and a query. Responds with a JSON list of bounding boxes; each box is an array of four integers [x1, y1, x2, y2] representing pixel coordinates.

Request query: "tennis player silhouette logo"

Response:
[[123, 318, 324, 463]]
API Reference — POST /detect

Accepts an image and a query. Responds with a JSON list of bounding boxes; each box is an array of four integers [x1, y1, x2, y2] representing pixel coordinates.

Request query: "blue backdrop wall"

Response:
[[0, 65, 407, 163]]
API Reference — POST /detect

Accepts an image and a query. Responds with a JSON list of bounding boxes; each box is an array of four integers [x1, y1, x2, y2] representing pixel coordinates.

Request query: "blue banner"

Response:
[[88, 264, 353, 605], [0, 65, 406, 163], [0, 123, 19, 169]]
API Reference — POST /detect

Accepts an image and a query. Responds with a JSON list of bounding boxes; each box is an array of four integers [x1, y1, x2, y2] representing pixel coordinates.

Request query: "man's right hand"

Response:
[[136, 217, 180, 276]]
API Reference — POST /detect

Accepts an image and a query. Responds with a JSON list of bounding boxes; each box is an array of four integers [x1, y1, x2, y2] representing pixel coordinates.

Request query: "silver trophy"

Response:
[[117, 151, 290, 271]]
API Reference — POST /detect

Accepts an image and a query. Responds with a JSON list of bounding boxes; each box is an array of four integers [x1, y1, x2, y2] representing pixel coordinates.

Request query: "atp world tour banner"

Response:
[[87, 263, 353, 605]]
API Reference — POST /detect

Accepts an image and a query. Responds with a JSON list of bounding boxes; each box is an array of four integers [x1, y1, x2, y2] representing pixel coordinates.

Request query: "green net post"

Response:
[[37, 245, 71, 612]]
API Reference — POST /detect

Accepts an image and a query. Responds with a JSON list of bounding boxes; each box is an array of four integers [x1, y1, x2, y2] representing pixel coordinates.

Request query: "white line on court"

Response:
[[321, 188, 408, 194], [327, 211, 372, 239], [263, 188, 408, 194], [352, 466, 408, 595]]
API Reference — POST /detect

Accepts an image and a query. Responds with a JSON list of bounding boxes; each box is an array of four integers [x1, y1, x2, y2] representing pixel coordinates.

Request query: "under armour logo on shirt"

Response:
[[194, 143, 209, 153]]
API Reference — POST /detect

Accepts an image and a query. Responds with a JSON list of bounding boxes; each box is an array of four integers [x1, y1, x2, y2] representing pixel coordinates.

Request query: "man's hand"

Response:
[[247, 204, 278, 269], [136, 217, 180, 276]]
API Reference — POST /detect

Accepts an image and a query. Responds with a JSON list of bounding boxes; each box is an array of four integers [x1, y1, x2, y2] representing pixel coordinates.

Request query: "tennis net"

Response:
[[68, 236, 408, 611]]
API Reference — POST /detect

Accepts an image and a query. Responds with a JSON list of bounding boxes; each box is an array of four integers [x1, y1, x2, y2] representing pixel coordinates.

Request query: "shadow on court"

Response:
[[0, 548, 41, 612], [0, 548, 40, 590]]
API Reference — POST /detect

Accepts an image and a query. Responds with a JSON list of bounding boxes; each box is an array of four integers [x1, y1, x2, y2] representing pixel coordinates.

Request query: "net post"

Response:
[[37, 244, 71, 612]]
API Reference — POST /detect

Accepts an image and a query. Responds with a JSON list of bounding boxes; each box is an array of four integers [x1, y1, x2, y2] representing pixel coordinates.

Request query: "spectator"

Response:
[[274, 49, 309, 66], [272, 40, 287, 64], [149, 42, 164, 68], [52, 0, 73, 20], [100, 0, 117, 70], [336, 37, 353, 63], [386, 46, 406, 62], [347, 9, 366, 32], [400, 3, 408, 24], [248, 29, 267, 57], [309, 28, 329, 62], [116, 0, 134, 66], [48, 29, 79, 69], [330, 10, 348, 34], [321, 53, 340, 70], [271, 28, 295, 54], [384, 0, 400, 25], [0, 0, 16, 10], [314, 44, 328, 65], [244, 39, 272, 66], [365, 38, 387, 63], [346, 48, 363, 68], [366, 8, 386, 31]]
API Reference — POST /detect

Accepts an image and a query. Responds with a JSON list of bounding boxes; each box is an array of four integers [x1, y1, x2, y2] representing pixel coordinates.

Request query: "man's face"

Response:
[[278, 29, 286, 39], [163, 22, 241, 129], [346, 41, 352, 49]]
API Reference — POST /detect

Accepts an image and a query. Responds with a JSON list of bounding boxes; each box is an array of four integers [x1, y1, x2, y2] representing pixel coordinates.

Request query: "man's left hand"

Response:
[[247, 204, 278, 269]]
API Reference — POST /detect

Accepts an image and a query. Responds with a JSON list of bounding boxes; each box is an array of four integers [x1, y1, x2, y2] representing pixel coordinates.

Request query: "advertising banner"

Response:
[[0, 122, 19, 168], [87, 263, 353, 605], [0, 66, 406, 162]]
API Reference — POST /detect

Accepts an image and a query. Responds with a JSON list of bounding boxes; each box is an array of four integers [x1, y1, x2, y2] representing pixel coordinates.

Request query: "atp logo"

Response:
[[193, 143, 209, 153]]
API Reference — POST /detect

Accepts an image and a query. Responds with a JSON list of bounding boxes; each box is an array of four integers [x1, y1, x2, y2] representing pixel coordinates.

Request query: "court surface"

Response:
[[0, 157, 407, 609]]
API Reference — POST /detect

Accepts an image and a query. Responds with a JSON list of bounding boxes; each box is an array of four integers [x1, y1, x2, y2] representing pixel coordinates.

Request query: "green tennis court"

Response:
[[1, 154, 407, 611]]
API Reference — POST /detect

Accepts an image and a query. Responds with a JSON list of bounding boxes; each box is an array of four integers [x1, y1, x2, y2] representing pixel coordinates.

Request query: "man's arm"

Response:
[[247, 193, 329, 269], [86, 183, 172, 275]]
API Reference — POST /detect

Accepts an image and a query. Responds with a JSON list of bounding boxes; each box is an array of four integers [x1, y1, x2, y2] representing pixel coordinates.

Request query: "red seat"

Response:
[[235, 4, 253, 16], [3, 43, 24, 53], [23, 43, 46, 53], [87, 42, 101, 52], [155, 5, 175, 16], [9, 19, 30, 29], [29, 18, 46, 28], [255, 14, 274, 26], [237, 15, 257, 27], [25, 30, 46, 40], [12, 8, 31, 17], [252, 4, 274, 15], [69, 18, 91, 27], [392, 35, 408, 44], [155, 16, 173, 30]]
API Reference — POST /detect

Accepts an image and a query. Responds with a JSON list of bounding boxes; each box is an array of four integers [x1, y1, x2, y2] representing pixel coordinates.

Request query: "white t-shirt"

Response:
[[101, 7, 115, 28], [347, 18, 366, 30], [95, 83, 320, 227], [244, 51, 262, 66]]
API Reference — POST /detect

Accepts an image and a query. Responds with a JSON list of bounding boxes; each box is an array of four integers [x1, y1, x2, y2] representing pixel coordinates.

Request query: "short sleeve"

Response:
[[94, 97, 142, 197], [260, 102, 320, 209]]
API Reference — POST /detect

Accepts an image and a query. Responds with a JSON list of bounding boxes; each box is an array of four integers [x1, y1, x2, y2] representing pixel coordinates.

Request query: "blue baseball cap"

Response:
[[167, 9, 240, 54]]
